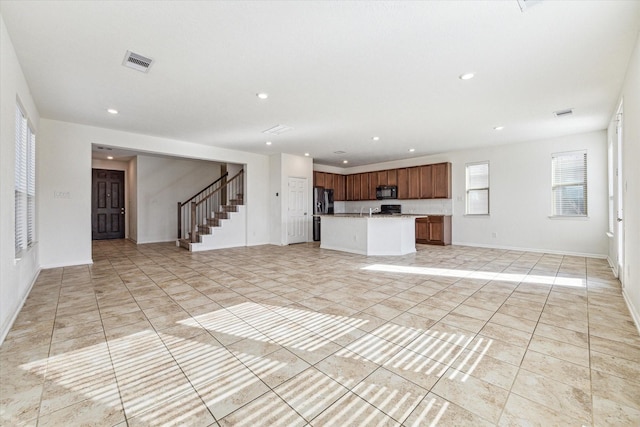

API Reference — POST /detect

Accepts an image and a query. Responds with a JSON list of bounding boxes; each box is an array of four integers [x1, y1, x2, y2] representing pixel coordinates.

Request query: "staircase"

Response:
[[177, 170, 245, 252]]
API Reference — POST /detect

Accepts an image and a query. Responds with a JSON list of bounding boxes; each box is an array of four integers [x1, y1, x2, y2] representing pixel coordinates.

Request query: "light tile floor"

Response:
[[1, 240, 640, 426]]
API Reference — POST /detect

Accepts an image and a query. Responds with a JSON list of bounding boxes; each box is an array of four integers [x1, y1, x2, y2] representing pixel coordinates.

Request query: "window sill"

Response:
[[548, 215, 589, 220], [463, 214, 490, 218]]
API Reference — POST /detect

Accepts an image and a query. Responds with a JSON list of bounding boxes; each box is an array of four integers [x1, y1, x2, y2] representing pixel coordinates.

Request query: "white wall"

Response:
[[269, 153, 314, 245], [0, 14, 41, 342], [91, 159, 131, 238], [269, 154, 282, 245], [37, 119, 271, 268], [128, 157, 138, 242], [135, 155, 221, 244], [318, 130, 608, 257], [618, 33, 640, 329]]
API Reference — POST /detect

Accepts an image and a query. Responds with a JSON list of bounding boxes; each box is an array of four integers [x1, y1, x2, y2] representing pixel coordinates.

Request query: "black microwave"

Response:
[[376, 185, 398, 199]]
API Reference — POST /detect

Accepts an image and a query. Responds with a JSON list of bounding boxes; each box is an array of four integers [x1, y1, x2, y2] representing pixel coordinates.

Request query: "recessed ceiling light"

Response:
[[257, 93, 269, 100], [408, 148, 416, 152], [493, 126, 504, 131], [304, 153, 310, 157], [107, 108, 118, 115], [372, 136, 380, 141], [265, 141, 272, 146], [107, 156, 114, 160], [459, 72, 475, 80], [343, 160, 349, 164], [334, 151, 346, 154]]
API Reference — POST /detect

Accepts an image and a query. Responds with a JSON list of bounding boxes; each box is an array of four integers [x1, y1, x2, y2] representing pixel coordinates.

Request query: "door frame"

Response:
[[91, 166, 128, 240], [615, 102, 625, 286], [286, 176, 309, 244]]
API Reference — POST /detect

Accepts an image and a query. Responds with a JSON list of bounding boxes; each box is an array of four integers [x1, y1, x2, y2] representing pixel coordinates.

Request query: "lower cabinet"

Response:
[[415, 216, 452, 245]]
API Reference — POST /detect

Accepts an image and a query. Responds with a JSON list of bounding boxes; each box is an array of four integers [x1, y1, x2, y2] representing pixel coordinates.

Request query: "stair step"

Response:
[[197, 224, 211, 234], [221, 205, 238, 212]]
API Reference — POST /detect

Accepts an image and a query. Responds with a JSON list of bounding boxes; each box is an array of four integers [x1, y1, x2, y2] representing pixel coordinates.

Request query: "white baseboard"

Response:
[[606, 256, 620, 278], [622, 289, 640, 336], [39, 259, 94, 269], [0, 267, 40, 345], [451, 241, 607, 259]]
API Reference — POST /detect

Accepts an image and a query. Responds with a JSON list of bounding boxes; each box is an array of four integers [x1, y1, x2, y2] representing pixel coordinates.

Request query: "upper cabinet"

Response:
[[333, 174, 346, 201], [313, 171, 325, 188], [432, 162, 451, 199], [407, 167, 421, 199], [397, 168, 409, 199], [314, 161, 451, 202]]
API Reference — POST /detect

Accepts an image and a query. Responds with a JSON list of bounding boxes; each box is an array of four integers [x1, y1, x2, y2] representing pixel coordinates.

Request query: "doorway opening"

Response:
[[92, 169, 126, 240]]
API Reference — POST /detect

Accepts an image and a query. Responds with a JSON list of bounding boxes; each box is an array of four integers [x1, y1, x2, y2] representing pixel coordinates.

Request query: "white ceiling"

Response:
[[2, 1, 639, 167]]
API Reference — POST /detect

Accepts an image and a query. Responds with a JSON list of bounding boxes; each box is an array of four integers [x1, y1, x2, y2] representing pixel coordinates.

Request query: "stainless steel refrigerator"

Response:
[[313, 187, 333, 241]]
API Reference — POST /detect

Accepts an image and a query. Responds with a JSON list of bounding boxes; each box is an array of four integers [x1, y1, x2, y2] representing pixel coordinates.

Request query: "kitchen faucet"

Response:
[[369, 207, 379, 217]]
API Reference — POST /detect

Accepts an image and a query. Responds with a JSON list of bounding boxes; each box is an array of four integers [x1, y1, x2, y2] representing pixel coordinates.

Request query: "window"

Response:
[[551, 150, 587, 217], [15, 104, 36, 256], [466, 161, 489, 215]]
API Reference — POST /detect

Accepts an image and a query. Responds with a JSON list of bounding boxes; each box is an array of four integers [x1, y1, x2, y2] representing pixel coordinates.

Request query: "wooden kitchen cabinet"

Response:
[[419, 165, 433, 199], [341, 162, 450, 201], [387, 169, 397, 186], [347, 174, 361, 201], [333, 174, 346, 201], [377, 170, 388, 187], [313, 171, 325, 188], [415, 217, 429, 243], [397, 168, 409, 199], [324, 173, 334, 192], [407, 167, 421, 199], [415, 216, 452, 245], [359, 173, 369, 200], [367, 172, 377, 200], [432, 162, 451, 198]]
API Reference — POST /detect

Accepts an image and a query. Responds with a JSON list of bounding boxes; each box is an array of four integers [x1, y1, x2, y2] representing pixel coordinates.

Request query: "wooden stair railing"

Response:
[[177, 169, 244, 244]]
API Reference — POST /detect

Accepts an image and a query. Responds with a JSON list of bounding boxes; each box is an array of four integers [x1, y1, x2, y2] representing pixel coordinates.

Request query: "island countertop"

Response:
[[319, 214, 416, 256]]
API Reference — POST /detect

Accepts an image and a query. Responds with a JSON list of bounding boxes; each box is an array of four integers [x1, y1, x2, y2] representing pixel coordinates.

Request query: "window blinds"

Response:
[[551, 151, 587, 216], [466, 162, 489, 215], [15, 105, 36, 256]]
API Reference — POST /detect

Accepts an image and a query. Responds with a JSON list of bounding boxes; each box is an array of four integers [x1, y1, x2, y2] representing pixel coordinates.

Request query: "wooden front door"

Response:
[[92, 169, 125, 240]]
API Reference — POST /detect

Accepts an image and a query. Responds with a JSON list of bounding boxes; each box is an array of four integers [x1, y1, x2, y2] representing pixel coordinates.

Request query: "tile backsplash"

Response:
[[335, 199, 453, 215]]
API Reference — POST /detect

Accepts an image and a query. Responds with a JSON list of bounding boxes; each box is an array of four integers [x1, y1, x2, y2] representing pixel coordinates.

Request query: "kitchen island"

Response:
[[319, 214, 416, 256]]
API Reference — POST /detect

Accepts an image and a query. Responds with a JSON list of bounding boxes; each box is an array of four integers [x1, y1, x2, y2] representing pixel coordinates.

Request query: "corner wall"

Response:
[[37, 119, 271, 268], [318, 130, 608, 257], [269, 153, 314, 245], [135, 155, 221, 244], [0, 14, 41, 342], [619, 32, 640, 328]]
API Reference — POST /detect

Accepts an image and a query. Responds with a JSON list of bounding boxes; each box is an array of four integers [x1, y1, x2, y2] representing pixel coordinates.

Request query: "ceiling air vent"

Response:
[[516, 0, 543, 12], [262, 124, 294, 135], [553, 108, 573, 118], [122, 50, 154, 73]]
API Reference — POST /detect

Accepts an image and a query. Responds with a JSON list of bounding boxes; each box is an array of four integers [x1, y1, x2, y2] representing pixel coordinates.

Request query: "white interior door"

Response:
[[287, 177, 308, 244]]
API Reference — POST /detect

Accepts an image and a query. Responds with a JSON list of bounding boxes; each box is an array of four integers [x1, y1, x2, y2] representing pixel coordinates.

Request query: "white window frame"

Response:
[[551, 150, 587, 217], [15, 104, 36, 258], [465, 161, 490, 215]]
